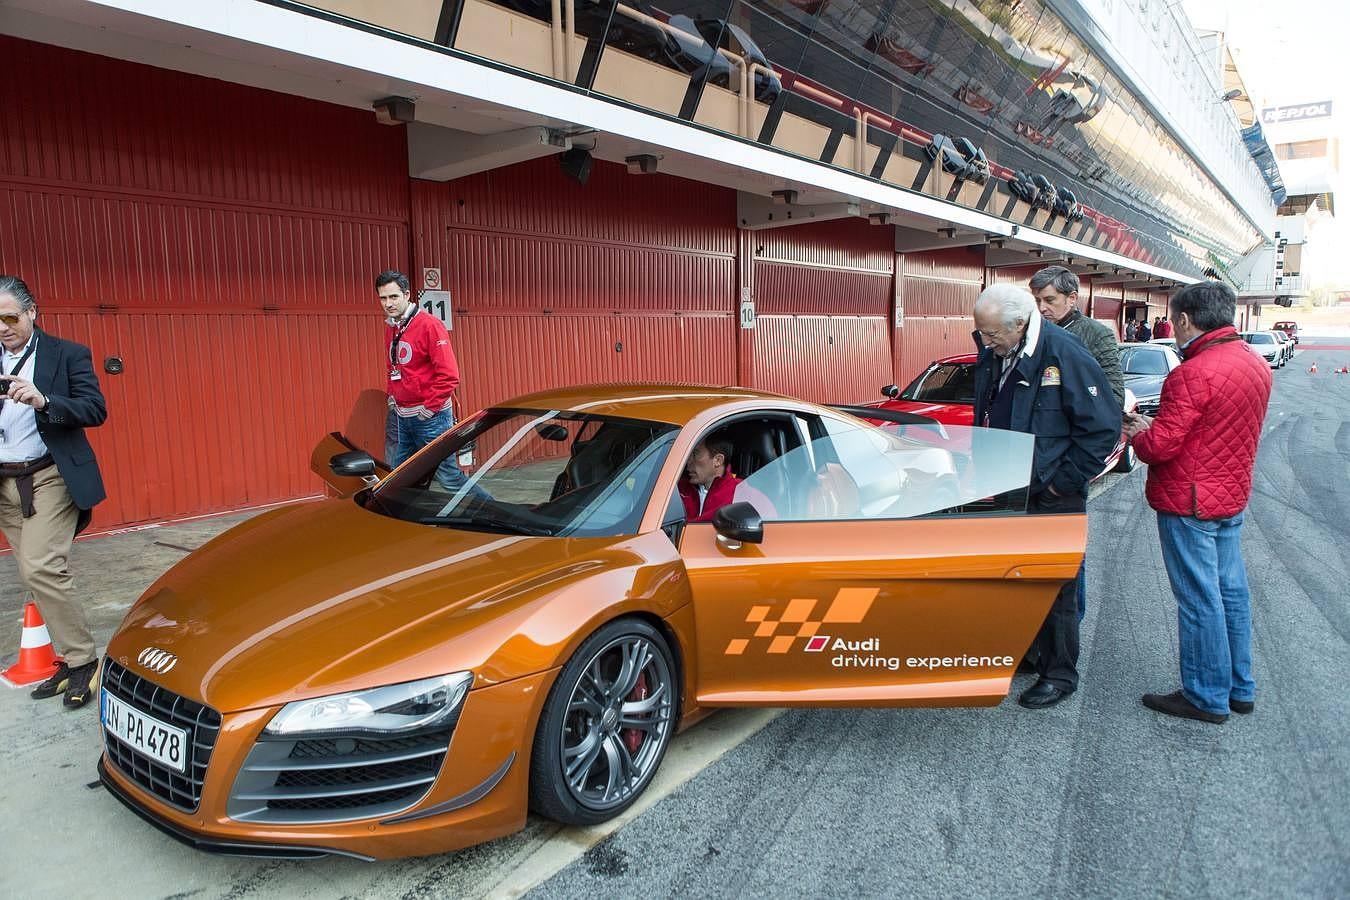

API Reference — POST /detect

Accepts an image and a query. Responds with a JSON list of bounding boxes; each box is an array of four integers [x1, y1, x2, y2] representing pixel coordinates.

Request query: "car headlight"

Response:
[[264, 672, 472, 736]]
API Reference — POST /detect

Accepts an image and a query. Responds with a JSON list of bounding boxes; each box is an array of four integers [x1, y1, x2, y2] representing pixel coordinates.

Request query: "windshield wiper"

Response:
[[418, 515, 554, 537]]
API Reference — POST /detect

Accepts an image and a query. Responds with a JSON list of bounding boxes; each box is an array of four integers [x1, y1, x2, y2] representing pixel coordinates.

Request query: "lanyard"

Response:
[[388, 307, 419, 369], [5, 340, 36, 378]]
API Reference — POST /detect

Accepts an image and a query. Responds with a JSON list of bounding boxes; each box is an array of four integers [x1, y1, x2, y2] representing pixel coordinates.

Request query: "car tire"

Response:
[[1113, 442, 1136, 473], [529, 617, 678, 826]]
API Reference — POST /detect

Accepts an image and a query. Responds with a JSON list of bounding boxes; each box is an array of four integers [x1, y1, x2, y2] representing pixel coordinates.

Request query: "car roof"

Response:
[[932, 353, 979, 365], [493, 383, 815, 425]]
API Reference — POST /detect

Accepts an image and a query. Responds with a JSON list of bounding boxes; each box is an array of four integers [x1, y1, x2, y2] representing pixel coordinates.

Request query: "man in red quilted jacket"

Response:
[[1124, 281, 1271, 724]]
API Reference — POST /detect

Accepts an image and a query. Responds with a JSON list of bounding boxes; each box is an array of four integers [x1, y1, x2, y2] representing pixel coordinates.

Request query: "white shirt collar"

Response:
[[1021, 311, 1043, 359]]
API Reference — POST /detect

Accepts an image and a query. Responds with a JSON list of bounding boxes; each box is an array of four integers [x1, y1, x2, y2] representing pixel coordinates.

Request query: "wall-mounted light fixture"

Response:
[[559, 146, 593, 185], [869, 212, 891, 225], [771, 189, 798, 205], [372, 96, 415, 125], [625, 154, 660, 175]]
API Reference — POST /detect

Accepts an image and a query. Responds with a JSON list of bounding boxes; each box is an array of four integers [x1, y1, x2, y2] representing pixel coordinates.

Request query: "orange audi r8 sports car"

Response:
[[98, 385, 1085, 860]]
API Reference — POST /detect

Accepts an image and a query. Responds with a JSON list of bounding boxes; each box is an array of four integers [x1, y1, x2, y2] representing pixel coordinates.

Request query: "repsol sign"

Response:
[[1262, 101, 1333, 124]]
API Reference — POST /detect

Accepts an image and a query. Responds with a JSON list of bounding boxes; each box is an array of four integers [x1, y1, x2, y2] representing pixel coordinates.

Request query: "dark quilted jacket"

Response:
[[1132, 326, 1271, 518]]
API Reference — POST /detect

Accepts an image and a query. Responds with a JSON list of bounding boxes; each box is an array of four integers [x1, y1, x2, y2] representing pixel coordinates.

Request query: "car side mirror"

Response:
[[881, 384, 900, 399], [713, 502, 763, 546], [330, 450, 376, 478]]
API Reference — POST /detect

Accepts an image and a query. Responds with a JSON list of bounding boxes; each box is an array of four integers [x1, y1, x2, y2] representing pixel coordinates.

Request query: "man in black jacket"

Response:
[[0, 275, 108, 709], [972, 284, 1120, 709]]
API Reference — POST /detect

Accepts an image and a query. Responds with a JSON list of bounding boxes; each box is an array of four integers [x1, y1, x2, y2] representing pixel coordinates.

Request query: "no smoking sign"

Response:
[[422, 267, 442, 290]]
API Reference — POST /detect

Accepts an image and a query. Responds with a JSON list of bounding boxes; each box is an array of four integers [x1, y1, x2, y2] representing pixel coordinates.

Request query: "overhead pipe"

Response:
[[550, 0, 564, 79], [613, 4, 752, 137]]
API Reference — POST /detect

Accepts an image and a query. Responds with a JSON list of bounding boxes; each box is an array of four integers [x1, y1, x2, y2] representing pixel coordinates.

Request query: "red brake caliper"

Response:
[[622, 672, 648, 754]]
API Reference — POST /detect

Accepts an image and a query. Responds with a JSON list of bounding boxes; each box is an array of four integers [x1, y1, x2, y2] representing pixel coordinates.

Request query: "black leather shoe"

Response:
[[1142, 690, 1227, 724], [29, 661, 70, 700], [1229, 698, 1254, 715], [1018, 679, 1071, 709]]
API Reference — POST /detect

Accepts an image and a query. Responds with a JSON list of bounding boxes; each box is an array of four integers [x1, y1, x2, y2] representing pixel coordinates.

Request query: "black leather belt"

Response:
[[0, 453, 54, 475]]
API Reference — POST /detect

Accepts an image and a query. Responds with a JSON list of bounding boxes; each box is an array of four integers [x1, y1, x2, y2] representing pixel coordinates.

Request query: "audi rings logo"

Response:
[[138, 647, 178, 675]]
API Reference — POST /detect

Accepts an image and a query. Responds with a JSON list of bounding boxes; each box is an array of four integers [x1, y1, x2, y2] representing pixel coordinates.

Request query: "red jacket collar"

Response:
[[1181, 325, 1239, 361]]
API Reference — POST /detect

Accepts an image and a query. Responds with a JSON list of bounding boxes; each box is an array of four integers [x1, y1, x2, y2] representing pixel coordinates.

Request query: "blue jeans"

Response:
[[1156, 511, 1254, 715], [387, 407, 473, 494], [1075, 567, 1086, 621]]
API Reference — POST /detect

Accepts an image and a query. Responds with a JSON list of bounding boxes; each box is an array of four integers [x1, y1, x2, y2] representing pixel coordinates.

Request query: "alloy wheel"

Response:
[[559, 634, 674, 812]]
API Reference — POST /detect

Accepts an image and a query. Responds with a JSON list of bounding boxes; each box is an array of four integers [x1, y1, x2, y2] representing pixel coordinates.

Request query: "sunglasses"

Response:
[[0, 313, 26, 326]]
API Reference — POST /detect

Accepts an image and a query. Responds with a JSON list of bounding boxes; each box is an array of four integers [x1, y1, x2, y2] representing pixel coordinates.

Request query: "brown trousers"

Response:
[[0, 465, 96, 666]]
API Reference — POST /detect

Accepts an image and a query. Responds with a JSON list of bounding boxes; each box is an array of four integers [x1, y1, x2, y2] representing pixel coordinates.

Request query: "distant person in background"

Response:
[[1154, 316, 1172, 340], [1124, 320, 1138, 342], [1137, 318, 1153, 342], [376, 270, 471, 491]]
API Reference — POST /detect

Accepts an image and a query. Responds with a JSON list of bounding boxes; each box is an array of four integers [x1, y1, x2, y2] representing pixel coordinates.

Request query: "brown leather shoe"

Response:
[[1142, 690, 1227, 724]]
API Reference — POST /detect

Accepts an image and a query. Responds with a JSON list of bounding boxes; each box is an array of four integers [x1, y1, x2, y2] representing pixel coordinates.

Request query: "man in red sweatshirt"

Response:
[[1125, 281, 1271, 724], [376, 270, 470, 491], [678, 436, 741, 522]]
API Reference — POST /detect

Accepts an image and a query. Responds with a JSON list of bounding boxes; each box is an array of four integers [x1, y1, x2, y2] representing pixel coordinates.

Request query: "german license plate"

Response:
[[101, 689, 189, 773]]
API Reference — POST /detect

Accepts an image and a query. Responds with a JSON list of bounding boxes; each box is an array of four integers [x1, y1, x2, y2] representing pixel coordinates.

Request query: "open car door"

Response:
[[679, 415, 1084, 708], [309, 432, 392, 498]]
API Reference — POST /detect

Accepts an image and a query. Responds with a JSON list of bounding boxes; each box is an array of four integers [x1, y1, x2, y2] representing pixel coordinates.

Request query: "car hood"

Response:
[[868, 398, 975, 426], [108, 499, 625, 712], [1122, 373, 1166, 398]]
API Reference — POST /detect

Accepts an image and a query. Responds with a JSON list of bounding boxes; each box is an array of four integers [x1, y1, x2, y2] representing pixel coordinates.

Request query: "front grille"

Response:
[[101, 659, 222, 813], [227, 724, 456, 824]]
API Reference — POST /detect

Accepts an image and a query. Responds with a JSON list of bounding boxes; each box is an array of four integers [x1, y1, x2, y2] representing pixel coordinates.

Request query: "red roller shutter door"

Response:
[[410, 160, 739, 414], [751, 219, 894, 404], [0, 36, 410, 532], [897, 247, 985, 386]]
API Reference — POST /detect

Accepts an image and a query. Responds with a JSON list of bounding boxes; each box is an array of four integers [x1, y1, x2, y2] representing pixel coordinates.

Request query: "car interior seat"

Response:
[[807, 462, 861, 519]]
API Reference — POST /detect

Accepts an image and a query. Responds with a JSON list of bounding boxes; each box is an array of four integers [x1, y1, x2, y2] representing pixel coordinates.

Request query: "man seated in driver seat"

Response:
[[678, 436, 741, 523]]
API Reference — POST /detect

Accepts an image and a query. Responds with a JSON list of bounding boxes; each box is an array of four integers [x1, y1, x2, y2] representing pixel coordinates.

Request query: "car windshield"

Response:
[[1245, 333, 1273, 344], [1120, 347, 1170, 375], [737, 420, 1036, 520], [367, 408, 678, 537], [900, 363, 977, 404]]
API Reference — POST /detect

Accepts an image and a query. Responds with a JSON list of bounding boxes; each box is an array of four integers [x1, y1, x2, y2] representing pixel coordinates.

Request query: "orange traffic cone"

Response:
[[2, 602, 64, 687], [1308, 361, 1318, 374]]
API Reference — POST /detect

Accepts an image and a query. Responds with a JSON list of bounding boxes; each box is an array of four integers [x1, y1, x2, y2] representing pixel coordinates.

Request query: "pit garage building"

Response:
[[0, 0, 1282, 533]]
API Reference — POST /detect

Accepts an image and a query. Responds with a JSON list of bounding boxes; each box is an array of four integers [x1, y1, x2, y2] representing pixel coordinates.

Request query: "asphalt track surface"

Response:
[[1, 339, 1346, 898]]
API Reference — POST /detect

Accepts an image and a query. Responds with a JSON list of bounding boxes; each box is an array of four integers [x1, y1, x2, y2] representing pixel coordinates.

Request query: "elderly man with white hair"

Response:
[[971, 283, 1120, 710]]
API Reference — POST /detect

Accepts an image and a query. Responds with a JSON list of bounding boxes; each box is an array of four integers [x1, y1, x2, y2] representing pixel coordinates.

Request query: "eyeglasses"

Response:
[[977, 326, 1009, 339], [0, 313, 25, 327]]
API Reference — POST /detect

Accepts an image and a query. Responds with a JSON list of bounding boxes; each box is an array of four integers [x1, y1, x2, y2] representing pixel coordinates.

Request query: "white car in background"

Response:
[[1240, 331, 1283, 369], [1270, 329, 1295, 363]]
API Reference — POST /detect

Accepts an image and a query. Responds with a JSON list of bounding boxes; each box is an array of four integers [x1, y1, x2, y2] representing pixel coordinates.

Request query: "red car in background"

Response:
[[860, 353, 1137, 476]]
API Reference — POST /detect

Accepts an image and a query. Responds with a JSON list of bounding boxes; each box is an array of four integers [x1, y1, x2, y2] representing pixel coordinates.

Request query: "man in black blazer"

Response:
[[0, 275, 108, 709]]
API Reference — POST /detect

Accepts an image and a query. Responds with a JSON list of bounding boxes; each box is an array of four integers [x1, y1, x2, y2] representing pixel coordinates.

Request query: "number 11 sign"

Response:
[[419, 290, 452, 330]]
